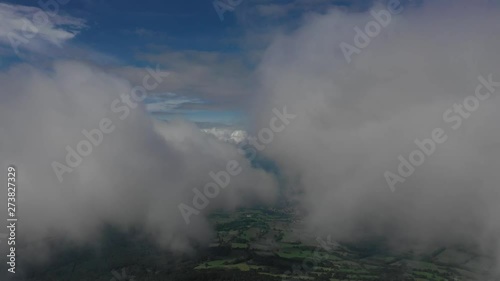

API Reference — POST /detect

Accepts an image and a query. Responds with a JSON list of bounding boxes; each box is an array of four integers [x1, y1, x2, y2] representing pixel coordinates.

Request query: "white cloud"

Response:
[[0, 61, 278, 263], [0, 3, 86, 54], [202, 128, 248, 144], [145, 93, 204, 113], [252, 0, 500, 274]]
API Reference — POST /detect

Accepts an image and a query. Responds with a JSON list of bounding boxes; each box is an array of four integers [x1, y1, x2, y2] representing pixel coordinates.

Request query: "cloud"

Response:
[[0, 3, 86, 55], [144, 93, 204, 114], [202, 127, 248, 144], [115, 49, 254, 107], [0, 61, 278, 267], [251, 0, 500, 276]]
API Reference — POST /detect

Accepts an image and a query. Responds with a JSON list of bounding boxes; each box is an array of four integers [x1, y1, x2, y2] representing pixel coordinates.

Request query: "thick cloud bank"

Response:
[[252, 0, 500, 273], [0, 61, 278, 260]]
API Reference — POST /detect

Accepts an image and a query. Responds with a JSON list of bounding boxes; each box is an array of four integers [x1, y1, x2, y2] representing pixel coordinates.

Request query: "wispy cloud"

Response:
[[144, 93, 205, 114], [0, 3, 86, 55]]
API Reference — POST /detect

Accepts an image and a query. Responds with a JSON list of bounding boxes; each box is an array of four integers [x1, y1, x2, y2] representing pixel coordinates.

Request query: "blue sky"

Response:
[[0, 0, 375, 126]]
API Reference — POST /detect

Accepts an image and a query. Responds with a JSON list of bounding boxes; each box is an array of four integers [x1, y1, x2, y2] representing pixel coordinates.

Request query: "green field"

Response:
[[20, 207, 495, 281], [194, 207, 494, 281]]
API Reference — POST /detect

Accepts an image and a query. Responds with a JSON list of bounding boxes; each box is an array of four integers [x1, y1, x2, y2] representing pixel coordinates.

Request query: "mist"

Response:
[[250, 0, 500, 274], [0, 61, 278, 264], [1, 0, 500, 279]]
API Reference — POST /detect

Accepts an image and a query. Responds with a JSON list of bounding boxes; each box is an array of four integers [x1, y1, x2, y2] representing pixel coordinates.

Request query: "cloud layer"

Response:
[[0, 61, 278, 265], [251, 0, 500, 274]]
